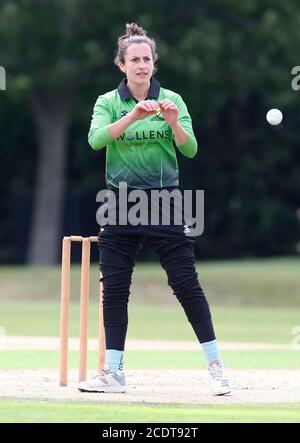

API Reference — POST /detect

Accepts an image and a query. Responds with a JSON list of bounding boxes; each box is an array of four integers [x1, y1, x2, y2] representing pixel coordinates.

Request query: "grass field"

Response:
[[1, 401, 300, 423], [0, 257, 299, 306], [1, 302, 298, 343], [0, 349, 299, 370], [0, 258, 299, 423]]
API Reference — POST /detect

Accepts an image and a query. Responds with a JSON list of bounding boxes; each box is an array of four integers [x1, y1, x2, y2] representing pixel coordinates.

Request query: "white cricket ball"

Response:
[[266, 108, 283, 125]]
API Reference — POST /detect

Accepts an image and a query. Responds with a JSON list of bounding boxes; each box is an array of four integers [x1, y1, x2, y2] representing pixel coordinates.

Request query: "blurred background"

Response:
[[1, 2, 300, 423], [0, 0, 300, 266]]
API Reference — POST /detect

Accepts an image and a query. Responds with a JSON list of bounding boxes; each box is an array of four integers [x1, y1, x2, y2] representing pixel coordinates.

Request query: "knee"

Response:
[[168, 270, 205, 302], [100, 267, 132, 300]]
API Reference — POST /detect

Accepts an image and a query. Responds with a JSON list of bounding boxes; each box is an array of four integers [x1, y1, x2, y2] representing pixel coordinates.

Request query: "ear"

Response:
[[119, 63, 126, 74]]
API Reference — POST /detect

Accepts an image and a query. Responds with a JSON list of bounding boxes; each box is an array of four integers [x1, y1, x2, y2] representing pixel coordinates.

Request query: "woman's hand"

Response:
[[159, 99, 179, 127], [130, 100, 159, 121]]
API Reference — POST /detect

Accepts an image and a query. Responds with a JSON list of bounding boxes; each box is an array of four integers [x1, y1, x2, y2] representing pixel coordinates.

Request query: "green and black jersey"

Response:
[[88, 77, 198, 189]]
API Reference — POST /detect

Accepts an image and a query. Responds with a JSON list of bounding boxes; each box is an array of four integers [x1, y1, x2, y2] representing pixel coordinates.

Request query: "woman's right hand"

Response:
[[129, 100, 159, 121]]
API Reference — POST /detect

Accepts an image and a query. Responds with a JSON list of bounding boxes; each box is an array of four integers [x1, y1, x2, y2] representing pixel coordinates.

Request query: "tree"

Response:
[[1, 0, 300, 262], [0, 0, 134, 263]]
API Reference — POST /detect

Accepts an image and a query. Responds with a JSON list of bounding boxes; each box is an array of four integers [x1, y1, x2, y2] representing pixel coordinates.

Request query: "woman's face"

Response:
[[120, 43, 154, 85]]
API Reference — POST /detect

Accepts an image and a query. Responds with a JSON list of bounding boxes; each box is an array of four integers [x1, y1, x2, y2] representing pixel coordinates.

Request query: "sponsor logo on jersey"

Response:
[[150, 115, 164, 121], [118, 130, 169, 142]]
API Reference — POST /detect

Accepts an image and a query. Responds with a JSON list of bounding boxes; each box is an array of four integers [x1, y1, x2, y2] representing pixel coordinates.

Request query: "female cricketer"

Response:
[[78, 23, 230, 396]]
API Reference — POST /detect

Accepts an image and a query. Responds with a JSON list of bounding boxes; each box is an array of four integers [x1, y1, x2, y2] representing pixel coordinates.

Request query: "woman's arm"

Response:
[[108, 100, 158, 139], [107, 112, 136, 140], [88, 96, 114, 150], [159, 97, 198, 158], [169, 121, 189, 146], [88, 97, 159, 149]]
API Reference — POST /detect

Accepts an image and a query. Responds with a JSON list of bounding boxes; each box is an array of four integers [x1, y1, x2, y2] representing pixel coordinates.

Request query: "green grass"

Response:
[[1, 258, 299, 423], [0, 400, 300, 423], [0, 302, 298, 344], [0, 257, 299, 307], [0, 349, 299, 369]]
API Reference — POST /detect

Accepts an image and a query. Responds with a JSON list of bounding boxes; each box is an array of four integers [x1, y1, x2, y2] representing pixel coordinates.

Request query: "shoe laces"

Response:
[[208, 360, 223, 379], [101, 368, 113, 376], [91, 368, 113, 381]]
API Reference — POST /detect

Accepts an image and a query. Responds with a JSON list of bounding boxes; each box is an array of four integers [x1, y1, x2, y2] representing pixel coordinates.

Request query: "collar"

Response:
[[117, 76, 160, 100]]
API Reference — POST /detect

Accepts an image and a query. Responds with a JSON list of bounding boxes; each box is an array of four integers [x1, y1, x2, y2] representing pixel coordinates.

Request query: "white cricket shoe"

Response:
[[208, 360, 231, 396], [78, 367, 126, 393]]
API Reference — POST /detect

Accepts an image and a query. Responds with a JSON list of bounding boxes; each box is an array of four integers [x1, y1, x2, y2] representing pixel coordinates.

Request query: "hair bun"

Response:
[[126, 23, 146, 36], [118, 23, 146, 43]]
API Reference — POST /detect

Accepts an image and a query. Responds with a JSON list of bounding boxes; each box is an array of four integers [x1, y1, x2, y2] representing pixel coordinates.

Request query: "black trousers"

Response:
[[98, 226, 216, 351]]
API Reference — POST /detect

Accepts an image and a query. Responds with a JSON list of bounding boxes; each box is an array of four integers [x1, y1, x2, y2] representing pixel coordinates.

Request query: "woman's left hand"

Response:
[[158, 99, 179, 127]]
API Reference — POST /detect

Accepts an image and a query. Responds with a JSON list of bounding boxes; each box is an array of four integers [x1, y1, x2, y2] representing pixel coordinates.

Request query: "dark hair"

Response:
[[114, 23, 158, 74]]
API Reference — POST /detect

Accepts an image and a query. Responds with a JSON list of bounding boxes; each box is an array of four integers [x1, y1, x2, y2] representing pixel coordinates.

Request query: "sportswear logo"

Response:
[[184, 224, 191, 234], [120, 110, 128, 117]]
